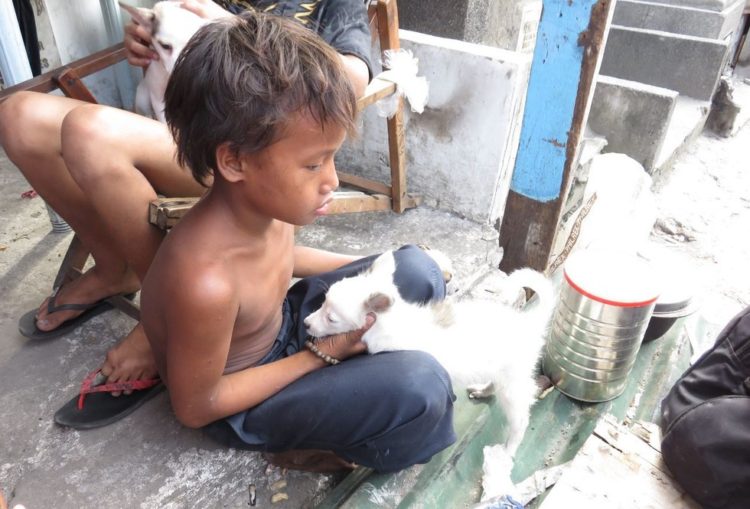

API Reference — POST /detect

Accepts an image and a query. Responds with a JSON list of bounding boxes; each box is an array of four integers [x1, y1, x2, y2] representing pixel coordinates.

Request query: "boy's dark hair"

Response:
[[164, 10, 358, 185]]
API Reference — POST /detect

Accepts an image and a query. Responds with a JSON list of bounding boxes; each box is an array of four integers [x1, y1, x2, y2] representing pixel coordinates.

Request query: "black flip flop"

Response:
[[54, 369, 164, 429], [18, 289, 135, 340]]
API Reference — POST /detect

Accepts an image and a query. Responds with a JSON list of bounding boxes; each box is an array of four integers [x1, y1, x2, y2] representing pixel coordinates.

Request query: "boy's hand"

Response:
[[315, 314, 376, 361], [181, 0, 233, 20], [124, 20, 157, 67]]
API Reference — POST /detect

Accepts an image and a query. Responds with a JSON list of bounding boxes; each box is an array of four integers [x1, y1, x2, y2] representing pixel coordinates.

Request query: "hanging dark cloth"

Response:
[[12, 0, 42, 76]]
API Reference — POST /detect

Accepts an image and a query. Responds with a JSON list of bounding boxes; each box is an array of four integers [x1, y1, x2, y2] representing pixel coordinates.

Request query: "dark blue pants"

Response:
[[205, 245, 457, 473]]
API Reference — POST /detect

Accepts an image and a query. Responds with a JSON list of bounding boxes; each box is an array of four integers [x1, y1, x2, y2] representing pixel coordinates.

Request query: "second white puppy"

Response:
[[119, 1, 207, 122], [304, 251, 555, 454]]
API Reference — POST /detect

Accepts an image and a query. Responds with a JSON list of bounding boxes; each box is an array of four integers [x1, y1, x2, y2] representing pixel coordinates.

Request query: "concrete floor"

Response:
[[0, 146, 504, 508], [1, 104, 749, 507]]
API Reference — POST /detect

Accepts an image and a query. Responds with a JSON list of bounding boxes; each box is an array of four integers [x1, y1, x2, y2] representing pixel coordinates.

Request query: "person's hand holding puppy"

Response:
[[313, 313, 376, 362], [181, 0, 232, 20], [124, 17, 158, 67]]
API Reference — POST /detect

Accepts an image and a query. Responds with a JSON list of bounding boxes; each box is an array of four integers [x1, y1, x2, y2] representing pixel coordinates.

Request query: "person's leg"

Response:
[[220, 351, 456, 473], [59, 103, 206, 386], [0, 92, 139, 331], [204, 245, 455, 471], [61, 103, 204, 278]]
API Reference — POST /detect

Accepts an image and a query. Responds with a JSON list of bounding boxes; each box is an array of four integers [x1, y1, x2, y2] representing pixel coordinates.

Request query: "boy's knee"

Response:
[[0, 92, 46, 157], [61, 104, 110, 156], [394, 351, 455, 416], [61, 105, 124, 182], [392, 245, 446, 303]]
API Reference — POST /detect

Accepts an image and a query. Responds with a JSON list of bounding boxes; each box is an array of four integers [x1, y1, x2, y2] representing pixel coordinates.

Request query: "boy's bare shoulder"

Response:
[[145, 214, 242, 306], [147, 239, 239, 315]]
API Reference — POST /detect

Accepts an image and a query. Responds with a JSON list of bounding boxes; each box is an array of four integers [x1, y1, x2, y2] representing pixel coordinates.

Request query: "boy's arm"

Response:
[[181, 1, 369, 98], [293, 245, 362, 278], [162, 265, 369, 428], [339, 54, 369, 99]]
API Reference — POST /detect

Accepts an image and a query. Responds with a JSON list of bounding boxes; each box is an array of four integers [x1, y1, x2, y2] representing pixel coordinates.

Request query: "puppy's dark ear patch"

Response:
[[366, 292, 392, 313]]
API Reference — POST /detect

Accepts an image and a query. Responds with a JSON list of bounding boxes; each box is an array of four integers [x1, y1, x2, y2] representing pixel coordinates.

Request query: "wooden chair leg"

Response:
[[385, 100, 407, 213], [51, 235, 141, 320], [53, 235, 89, 290], [107, 294, 141, 321]]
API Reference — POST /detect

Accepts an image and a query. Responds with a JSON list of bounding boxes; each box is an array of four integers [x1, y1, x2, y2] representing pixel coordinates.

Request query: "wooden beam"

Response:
[[149, 197, 200, 230], [377, 0, 408, 214], [329, 193, 393, 214], [357, 77, 397, 110], [53, 235, 89, 289], [338, 171, 392, 196], [499, 0, 613, 273], [0, 43, 126, 102], [106, 295, 140, 321], [54, 68, 97, 103], [328, 192, 419, 214]]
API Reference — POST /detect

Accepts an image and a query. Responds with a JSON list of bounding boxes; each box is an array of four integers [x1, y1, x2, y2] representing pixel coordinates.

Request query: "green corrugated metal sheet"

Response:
[[317, 323, 692, 508]]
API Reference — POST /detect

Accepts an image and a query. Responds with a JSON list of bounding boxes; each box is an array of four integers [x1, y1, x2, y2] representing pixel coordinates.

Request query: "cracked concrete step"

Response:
[[613, 0, 745, 40], [600, 25, 731, 101]]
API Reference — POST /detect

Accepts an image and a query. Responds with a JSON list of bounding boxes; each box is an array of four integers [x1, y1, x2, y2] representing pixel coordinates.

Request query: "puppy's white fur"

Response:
[[304, 251, 555, 454], [119, 1, 207, 122]]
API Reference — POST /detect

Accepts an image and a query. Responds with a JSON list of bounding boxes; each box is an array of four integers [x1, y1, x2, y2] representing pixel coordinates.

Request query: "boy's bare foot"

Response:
[[34, 265, 140, 332], [263, 450, 358, 473], [100, 323, 159, 396]]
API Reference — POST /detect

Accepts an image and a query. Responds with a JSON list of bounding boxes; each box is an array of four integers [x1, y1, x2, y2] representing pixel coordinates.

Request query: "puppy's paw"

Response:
[[467, 381, 495, 399]]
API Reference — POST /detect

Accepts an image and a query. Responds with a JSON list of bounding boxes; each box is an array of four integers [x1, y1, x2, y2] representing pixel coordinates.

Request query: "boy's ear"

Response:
[[214, 142, 248, 183]]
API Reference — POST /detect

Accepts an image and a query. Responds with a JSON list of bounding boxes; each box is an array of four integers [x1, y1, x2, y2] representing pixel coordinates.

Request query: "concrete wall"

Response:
[[39, 0, 154, 107], [588, 76, 678, 171], [600, 25, 731, 101], [43, 0, 119, 105], [336, 30, 532, 224], [398, 0, 542, 52]]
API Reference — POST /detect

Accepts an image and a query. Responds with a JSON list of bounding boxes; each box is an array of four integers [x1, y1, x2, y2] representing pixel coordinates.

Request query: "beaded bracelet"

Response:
[[304, 340, 341, 365]]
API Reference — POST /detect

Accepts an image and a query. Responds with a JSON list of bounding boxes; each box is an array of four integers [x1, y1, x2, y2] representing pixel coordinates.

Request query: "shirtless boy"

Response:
[[139, 11, 456, 472], [0, 0, 370, 427]]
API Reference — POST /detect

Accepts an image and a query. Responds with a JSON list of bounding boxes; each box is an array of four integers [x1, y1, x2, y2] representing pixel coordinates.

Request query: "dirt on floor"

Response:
[[649, 97, 750, 337]]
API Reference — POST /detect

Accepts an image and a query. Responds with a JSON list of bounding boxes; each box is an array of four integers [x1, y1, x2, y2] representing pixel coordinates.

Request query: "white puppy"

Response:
[[119, 1, 207, 123], [304, 251, 555, 455]]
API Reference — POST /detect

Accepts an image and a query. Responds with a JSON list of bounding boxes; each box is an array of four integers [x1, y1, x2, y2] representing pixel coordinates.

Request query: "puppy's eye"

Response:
[[157, 41, 173, 52], [326, 313, 337, 323]]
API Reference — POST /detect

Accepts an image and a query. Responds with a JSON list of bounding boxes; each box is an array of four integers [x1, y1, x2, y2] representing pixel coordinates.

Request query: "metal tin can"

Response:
[[543, 249, 659, 402]]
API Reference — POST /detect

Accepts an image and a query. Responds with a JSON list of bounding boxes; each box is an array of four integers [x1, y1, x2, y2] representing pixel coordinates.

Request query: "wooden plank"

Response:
[[329, 192, 419, 214], [338, 171, 392, 196], [54, 68, 97, 103], [357, 77, 397, 110], [0, 44, 126, 102], [540, 415, 701, 508], [377, 0, 408, 214], [328, 193, 392, 214], [499, 0, 614, 273], [52, 235, 89, 289], [149, 197, 200, 230], [106, 295, 140, 321]]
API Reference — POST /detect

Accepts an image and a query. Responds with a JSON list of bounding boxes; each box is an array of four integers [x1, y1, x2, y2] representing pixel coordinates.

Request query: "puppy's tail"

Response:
[[505, 268, 556, 327]]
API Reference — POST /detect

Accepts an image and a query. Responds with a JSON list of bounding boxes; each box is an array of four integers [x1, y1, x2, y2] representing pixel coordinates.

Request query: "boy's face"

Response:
[[240, 113, 347, 225]]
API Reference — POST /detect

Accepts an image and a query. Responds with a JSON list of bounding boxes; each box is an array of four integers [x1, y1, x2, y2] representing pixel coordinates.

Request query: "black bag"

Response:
[[660, 306, 750, 509]]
